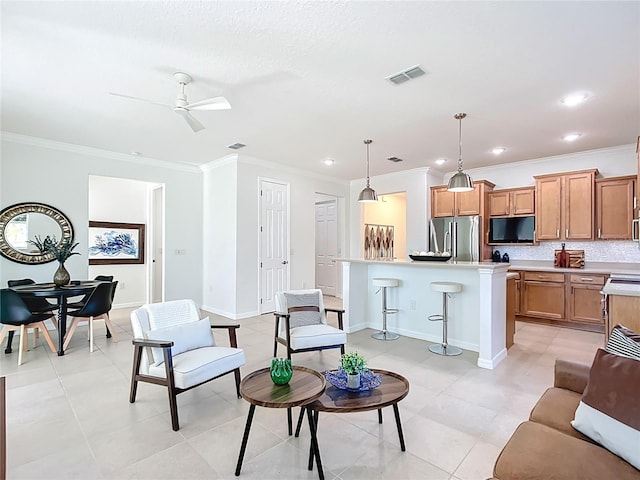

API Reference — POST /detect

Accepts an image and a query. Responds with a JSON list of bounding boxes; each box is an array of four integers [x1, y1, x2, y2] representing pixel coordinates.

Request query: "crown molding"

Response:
[[1, 131, 202, 173], [200, 154, 239, 172], [236, 154, 350, 185]]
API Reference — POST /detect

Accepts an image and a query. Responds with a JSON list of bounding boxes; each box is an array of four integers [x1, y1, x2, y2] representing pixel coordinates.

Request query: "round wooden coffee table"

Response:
[[235, 366, 326, 478], [295, 369, 410, 471]]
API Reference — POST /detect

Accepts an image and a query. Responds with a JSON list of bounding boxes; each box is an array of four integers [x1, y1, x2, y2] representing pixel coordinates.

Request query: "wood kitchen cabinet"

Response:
[[521, 271, 565, 320], [595, 176, 636, 240], [489, 187, 535, 217], [534, 169, 597, 241], [567, 274, 607, 325], [607, 294, 640, 341], [430, 180, 495, 218]]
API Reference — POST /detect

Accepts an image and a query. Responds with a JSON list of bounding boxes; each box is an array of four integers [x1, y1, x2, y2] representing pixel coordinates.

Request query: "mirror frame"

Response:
[[0, 202, 74, 265]]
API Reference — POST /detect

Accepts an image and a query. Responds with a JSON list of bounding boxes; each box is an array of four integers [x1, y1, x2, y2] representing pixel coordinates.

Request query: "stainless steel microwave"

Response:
[[488, 216, 535, 245]]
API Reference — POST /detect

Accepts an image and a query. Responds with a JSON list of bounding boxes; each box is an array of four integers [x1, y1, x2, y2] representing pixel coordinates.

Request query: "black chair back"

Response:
[[74, 282, 118, 318], [0, 289, 37, 325], [7, 279, 35, 287], [94, 275, 114, 282]]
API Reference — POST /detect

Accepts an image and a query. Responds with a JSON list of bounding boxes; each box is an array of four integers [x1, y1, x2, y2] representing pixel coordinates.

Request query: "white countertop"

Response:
[[506, 260, 640, 275], [601, 279, 640, 297], [334, 258, 510, 271]]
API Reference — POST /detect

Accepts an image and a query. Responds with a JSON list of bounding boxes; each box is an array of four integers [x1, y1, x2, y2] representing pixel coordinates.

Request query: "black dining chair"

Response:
[[63, 281, 118, 352], [5, 279, 57, 354], [0, 289, 57, 365], [66, 275, 115, 337]]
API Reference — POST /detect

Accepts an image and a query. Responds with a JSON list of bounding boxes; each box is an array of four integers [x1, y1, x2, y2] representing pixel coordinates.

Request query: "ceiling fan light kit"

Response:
[[447, 112, 474, 193], [358, 139, 378, 203], [109, 71, 231, 133]]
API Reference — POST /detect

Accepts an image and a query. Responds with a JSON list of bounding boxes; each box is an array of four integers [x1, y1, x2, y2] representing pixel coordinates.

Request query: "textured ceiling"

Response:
[[2, 1, 639, 180]]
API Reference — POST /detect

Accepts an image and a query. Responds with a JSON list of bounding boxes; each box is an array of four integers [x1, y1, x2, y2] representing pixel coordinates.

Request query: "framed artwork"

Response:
[[88, 221, 145, 265]]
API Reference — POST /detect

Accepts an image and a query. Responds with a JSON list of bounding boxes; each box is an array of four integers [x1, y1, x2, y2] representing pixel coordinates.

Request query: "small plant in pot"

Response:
[[340, 352, 367, 389]]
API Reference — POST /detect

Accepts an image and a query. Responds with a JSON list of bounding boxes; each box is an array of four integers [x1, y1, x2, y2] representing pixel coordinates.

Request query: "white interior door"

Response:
[[315, 199, 338, 296], [150, 185, 164, 303], [260, 180, 289, 313]]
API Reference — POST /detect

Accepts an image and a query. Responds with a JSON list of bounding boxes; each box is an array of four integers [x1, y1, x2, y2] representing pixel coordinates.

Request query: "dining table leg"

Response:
[[56, 296, 67, 356], [4, 332, 14, 354]]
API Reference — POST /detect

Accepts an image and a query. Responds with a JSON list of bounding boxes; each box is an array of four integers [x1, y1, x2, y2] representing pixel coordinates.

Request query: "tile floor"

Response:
[[1, 298, 603, 480]]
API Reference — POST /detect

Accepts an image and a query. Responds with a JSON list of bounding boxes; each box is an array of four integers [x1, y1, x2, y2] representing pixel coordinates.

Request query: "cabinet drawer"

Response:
[[569, 274, 606, 286], [523, 271, 565, 283]]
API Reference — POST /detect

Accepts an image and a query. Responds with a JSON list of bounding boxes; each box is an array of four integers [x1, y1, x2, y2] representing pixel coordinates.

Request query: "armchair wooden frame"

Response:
[[273, 306, 346, 359], [129, 322, 242, 431]]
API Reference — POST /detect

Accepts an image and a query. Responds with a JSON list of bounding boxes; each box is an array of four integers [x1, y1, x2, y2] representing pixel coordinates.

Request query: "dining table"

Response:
[[9, 281, 102, 356]]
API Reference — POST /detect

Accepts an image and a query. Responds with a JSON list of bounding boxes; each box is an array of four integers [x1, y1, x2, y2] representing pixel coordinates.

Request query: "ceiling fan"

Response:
[[109, 72, 231, 132]]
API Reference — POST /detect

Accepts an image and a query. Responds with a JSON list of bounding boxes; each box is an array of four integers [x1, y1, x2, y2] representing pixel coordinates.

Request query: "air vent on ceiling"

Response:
[[386, 65, 426, 85], [227, 143, 246, 150], [387, 156, 403, 163]]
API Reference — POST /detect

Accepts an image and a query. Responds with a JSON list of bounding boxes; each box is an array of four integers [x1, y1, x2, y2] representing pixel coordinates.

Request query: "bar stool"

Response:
[[371, 278, 399, 341], [428, 281, 462, 356]]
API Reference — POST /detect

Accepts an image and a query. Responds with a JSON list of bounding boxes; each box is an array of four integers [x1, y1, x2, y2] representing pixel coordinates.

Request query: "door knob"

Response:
[[281, 260, 289, 264]]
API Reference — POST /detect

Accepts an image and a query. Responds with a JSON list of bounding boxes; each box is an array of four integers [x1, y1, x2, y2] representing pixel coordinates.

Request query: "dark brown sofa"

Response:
[[492, 358, 640, 480]]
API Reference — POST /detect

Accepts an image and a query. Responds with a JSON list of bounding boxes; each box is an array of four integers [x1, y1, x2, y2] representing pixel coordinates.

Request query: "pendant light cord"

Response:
[[458, 116, 463, 173], [364, 139, 372, 187]]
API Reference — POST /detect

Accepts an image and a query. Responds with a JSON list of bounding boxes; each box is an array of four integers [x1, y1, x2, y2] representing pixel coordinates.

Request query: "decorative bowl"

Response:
[[324, 368, 382, 392], [409, 254, 452, 262]]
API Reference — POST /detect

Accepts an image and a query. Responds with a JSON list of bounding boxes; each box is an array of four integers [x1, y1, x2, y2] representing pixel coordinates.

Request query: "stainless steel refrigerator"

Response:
[[429, 215, 481, 261]]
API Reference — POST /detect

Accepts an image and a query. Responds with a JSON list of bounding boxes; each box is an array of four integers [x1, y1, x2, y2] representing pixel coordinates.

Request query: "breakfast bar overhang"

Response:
[[337, 259, 510, 369]]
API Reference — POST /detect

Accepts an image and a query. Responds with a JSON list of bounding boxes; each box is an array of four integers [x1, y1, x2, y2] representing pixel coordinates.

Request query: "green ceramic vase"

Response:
[[270, 358, 293, 385]]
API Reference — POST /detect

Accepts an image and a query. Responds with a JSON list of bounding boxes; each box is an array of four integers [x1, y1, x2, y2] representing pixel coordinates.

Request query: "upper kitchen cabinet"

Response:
[[534, 169, 597, 241], [431, 180, 495, 218], [595, 175, 636, 240], [489, 187, 535, 217]]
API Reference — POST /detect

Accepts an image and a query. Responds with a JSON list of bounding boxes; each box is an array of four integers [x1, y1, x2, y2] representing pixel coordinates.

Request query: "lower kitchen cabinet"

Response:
[[567, 274, 607, 324], [521, 271, 565, 320], [515, 270, 606, 332], [607, 294, 640, 340]]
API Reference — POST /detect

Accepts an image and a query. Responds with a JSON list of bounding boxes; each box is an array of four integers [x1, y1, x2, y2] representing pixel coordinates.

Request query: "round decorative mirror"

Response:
[[0, 202, 74, 264]]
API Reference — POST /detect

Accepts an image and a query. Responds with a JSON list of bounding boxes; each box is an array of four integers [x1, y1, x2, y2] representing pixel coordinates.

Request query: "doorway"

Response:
[[315, 194, 338, 296], [150, 185, 164, 303], [259, 179, 289, 313]]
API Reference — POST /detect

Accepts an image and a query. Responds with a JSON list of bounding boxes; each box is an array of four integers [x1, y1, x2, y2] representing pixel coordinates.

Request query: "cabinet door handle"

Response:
[[565, 228, 569, 238], [580, 277, 594, 282], [556, 229, 560, 237], [598, 228, 601, 239]]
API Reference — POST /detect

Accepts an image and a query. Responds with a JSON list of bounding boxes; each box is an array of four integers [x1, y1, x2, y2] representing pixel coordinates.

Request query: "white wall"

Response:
[[0, 134, 203, 303], [201, 155, 350, 319], [88, 175, 149, 307]]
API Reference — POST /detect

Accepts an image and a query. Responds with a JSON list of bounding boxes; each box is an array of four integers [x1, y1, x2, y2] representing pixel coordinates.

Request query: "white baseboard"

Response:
[[200, 304, 260, 320]]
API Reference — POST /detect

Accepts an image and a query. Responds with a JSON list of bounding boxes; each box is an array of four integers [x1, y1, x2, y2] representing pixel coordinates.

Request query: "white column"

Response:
[[341, 261, 368, 332], [477, 266, 508, 369]]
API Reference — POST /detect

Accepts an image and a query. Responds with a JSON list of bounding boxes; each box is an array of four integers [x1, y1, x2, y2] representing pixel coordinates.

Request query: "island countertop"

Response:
[[334, 258, 510, 271], [506, 260, 640, 275]]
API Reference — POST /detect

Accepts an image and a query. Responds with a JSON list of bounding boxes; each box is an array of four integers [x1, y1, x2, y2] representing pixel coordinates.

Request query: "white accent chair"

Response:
[[273, 289, 347, 359], [129, 299, 245, 431]]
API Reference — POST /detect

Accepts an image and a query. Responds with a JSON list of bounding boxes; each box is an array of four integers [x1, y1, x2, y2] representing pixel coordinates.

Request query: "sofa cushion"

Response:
[[493, 421, 640, 480], [605, 324, 640, 360], [571, 348, 640, 470], [529, 387, 592, 442]]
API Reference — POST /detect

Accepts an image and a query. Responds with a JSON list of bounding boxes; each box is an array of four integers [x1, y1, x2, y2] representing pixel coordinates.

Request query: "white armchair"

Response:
[[129, 299, 245, 431], [273, 289, 347, 359]]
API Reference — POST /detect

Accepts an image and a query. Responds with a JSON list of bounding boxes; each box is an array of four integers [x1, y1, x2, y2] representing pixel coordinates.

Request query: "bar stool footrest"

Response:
[[383, 308, 399, 314]]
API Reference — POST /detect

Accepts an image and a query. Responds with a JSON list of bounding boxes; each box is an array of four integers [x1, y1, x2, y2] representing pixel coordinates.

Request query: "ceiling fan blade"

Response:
[[184, 96, 231, 111], [174, 108, 205, 132], [109, 92, 173, 108]]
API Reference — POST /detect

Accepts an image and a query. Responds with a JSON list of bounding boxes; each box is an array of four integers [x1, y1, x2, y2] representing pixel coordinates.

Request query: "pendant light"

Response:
[[447, 113, 474, 192], [358, 139, 378, 202]]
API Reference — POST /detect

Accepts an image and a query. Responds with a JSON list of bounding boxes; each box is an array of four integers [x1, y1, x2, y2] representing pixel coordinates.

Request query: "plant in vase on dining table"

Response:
[[29, 235, 80, 286]]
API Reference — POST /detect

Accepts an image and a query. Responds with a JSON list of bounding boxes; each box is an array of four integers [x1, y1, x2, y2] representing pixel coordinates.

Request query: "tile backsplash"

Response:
[[494, 241, 640, 264]]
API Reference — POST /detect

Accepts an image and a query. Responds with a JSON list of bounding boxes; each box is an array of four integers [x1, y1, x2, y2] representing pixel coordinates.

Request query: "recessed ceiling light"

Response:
[[561, 92, 590, 107], [435, 158, 447, 165], [492, 147, 506, 155], [563, 133, 582, 142], [324, 158, 334, 166]]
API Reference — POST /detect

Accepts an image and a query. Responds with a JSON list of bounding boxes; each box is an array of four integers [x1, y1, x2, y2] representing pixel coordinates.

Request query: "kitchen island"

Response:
[[336, 258, 510, 369]]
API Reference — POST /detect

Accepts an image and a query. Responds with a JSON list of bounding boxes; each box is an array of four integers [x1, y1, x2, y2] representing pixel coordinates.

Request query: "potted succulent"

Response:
[[340, 351, 367, 389], [29, 235, 80, 286]]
